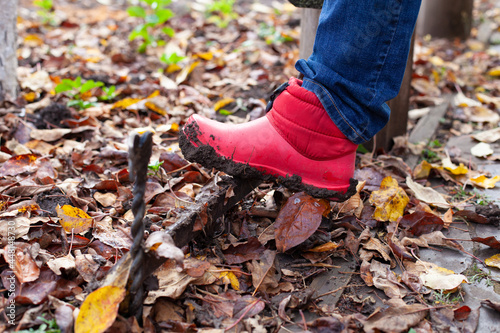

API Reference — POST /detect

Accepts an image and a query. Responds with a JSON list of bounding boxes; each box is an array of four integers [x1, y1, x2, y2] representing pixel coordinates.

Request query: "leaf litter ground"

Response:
[[1, 0, 500, 332]]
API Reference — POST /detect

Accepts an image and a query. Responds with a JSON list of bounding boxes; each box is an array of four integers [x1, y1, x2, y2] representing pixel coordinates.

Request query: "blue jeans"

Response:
[[295, 0, 421, 144]]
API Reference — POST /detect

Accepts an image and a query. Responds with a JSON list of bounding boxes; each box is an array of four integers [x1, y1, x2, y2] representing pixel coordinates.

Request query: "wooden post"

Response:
[[416, 0, 473, 40], [298, 9, 414, 152], [0, 0, 18, 102]]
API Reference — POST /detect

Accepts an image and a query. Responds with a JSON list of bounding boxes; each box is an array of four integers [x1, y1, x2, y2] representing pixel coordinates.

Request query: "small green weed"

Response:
[[431, 289, 463, 305], [127, 0, 175, 53], [160, 52, 186, 66], [466, 263, 493, 286], [18, 315, 60, 333], [257, 22, 294, 45], [34, 0, 57, 25], [148, 160, 164, 177], [206, 0, 238, 28], [55, 76, 107, 110], [421, 139, 442, 163]]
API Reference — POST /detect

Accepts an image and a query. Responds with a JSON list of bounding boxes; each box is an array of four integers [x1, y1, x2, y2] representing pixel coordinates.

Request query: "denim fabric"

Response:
[[295, 0, 421, 144]]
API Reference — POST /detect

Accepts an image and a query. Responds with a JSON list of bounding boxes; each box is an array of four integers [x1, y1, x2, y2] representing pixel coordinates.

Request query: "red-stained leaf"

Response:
[[471, 236, 500, 249], [223, 237, 265, 264], [454, 305, 471, 321], [400, 211, 444, 236], [3, 243, 40, 284], [274, 192, 329, 252], [93, 180, 120, 191], [82, 164, 105, 174]]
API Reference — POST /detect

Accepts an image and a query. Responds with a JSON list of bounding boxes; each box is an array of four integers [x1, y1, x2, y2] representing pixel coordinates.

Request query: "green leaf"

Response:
[[162, 26, 175, 37], [218, 109, 233, 115], [156, 8, 174, 24], [80, 80, 104, 94], [127, 6, 146, 18], [55, 82, 74, 94], [145, 13, 160, 24]]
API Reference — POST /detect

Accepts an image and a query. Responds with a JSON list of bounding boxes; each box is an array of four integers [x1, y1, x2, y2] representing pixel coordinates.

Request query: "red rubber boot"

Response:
[[179, 77, 358, 200]]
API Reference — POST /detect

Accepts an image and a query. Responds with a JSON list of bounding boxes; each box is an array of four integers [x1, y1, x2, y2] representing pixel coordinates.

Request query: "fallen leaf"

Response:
[[470, 142, 494, 157], [399, 211, 444, 237], [223, 237, 265, 264], [93, 192, 117, 207], [248, 250, 279, 295], [454, 210, 489, 224], [406, 177, 449, 208], [145, 232, 185, 267], [471, 236, 500, 249], [75, 285, 126, 333], [274, 192, 328, 252], [454, 305, 471, 321], [307, 241, 341, 253], [413, 160, 433, 179], [232, 295, 265, 320], [56, 205, 94, 234], [0, 154, 39, 177], [442, 157, 468, 175], [420, 263, 467, 291], [214, 97, 235, 111], [363, 298, 428, 333], [469, 175, 500, 189], [219, 271, 240, 291], [471, 127, 500, 143], [4, 243, 40, 283], [485, 254, 500, 269], [30, 128, 72, 141], [369, 176, 409, 222], [47, 254, 76, 275], [481, 299, 500, 313]]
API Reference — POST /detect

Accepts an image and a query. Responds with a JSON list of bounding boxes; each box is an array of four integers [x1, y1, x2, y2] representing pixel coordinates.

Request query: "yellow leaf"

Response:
[[487, 66, 500, 76], [24, 92, 37, 102], [146, 90, 160, 99], [145, 101, 167, 116], [413, 160, 433, 179], [166, 63, 181, 73], [195, 52, 213, 60], [442, 157, 468, 175], [369, 176, 409, 222], [56, 204, 93, 234], [308, 242, 340, 252], [112, 97, 142, 109], [214, 98, 235, 112], [75, 286, 125, 333], [485, 254, 500, 269], [470, 175, 500, 189], [420, 265, 468, 291], [219, 271, 240, 290], [24, 34, 44, 47], [170, 123, 179, 132], [176, 61, 200, 84]]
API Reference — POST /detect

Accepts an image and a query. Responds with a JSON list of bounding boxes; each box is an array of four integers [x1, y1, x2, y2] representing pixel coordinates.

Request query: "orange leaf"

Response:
[[75, 285, 125, 333], [56, 205, 93, 234], [274, 192, 329, 252], [111, 97, 142, 109], [0, 154, 38, 177]]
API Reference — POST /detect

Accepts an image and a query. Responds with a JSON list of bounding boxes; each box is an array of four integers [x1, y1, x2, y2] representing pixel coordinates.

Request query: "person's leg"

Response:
[[179, 0, 421, 200], [296, 0, 421, 144]]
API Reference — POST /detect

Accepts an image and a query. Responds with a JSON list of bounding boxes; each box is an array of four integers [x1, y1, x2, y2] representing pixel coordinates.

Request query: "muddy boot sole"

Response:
[[179, 122, 357, 201]]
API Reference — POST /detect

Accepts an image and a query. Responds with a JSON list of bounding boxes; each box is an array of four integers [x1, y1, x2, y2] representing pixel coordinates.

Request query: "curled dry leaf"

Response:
[[274, 192, 328, 252], [481, 299, 500, 313], [471, 236, 500, 249], [370, 260, 407, 298], [406, 177, 449, 209], [406, 260, 467, 291], [93, 192, 117, 207], [471, 127, 500, 143], [223, 237, 265, 264], [145, 232, 185, 267], [4, 243, 40, 283], [369, 176, 409, 222], [47, 254, 76, 275], [442, 157, 468, 175], [402, 231, 464, 252]]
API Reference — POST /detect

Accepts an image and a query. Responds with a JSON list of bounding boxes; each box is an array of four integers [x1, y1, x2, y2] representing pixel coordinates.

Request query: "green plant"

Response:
[[431, 290, 463, 305], [466, 263, 493, 286], [257, 22, 294, 45], [55, 76, 104, 110], [148, 160, 164, 177], [34, 0, 57, 25], [160, 52, 186, 66], [127, 0, 175, 53], [206, 0, 238, 28], [18, 315, 60, 333], [99, 85, 118, 101]]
